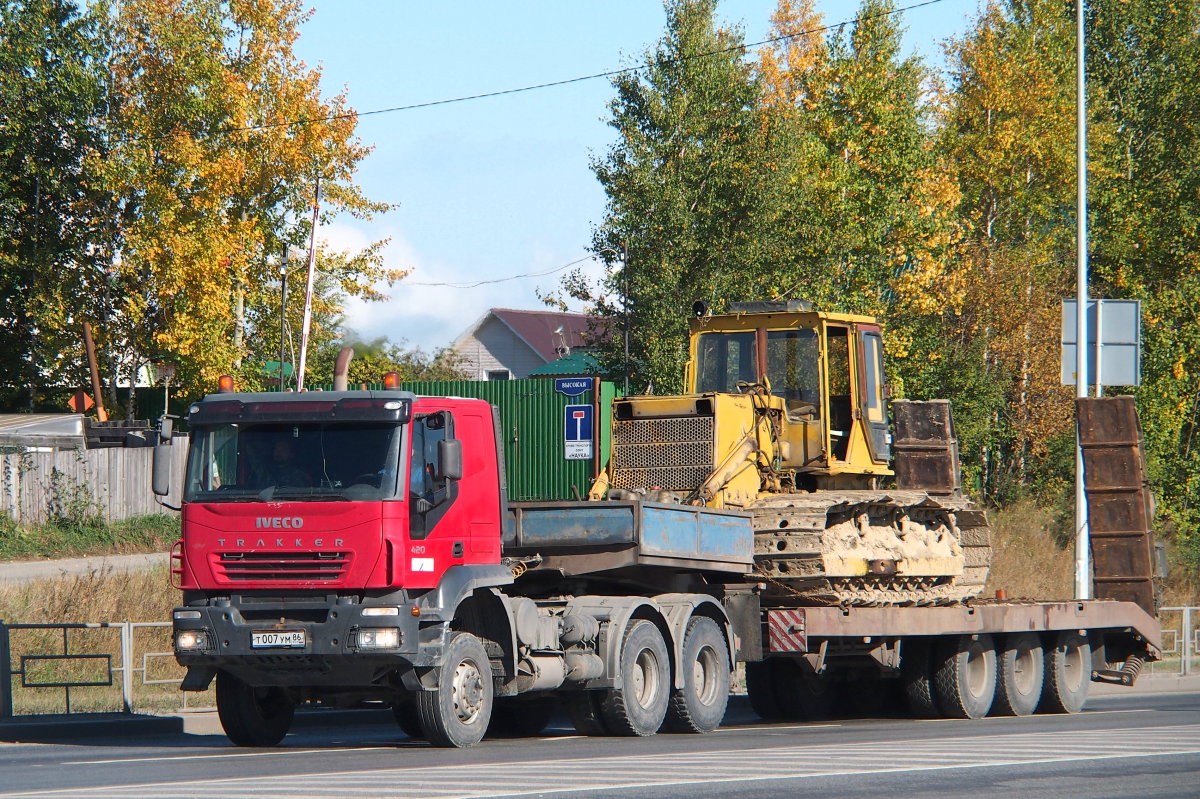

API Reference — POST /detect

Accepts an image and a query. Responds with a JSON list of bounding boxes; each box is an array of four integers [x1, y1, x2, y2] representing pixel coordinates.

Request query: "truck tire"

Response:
[[488, 696, 557, 738], [392, 701, 424, 740], [902, 639, 939, 718], [1039, 631, 1090, 714], [215, 672, 294, 747], [745, 661, 783, 720], [933, 634, 997, 719], [664, 617, 730, 733], [416, 632, 494, 747], [845, 675, 888, 717], [566, 691, 612, 736], [599, 619, 670, 736], [773, 658, 837, 720], [994, 632, 1045, 716]]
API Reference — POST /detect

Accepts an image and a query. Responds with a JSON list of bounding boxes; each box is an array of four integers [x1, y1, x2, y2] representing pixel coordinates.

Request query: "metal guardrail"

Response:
[[0, 619, 183, 718], [1149, 606, 1199, 676]]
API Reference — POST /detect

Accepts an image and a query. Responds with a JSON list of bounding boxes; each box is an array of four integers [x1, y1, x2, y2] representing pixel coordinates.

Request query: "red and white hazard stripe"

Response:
[[767, 609, 808, 652]]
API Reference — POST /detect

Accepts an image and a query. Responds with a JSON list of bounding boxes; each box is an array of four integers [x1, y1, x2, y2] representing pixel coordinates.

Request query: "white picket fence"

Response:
[[0, 444, 187, 524]]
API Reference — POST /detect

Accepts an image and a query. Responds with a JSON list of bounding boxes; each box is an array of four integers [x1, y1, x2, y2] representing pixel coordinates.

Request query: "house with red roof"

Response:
[[451, 308, 608, 380]]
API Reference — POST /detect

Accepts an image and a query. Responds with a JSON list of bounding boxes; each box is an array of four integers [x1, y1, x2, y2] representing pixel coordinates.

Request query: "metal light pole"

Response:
[[1074, 0, 1092, 600], [279, 249, 288, 391]]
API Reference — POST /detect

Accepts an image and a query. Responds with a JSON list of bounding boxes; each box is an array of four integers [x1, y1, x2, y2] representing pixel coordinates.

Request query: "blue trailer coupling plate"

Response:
[[507, 500, 754, 571]]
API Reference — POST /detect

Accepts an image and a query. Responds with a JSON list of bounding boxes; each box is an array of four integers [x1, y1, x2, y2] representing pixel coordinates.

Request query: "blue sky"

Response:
[[295, 1, 980, 354]]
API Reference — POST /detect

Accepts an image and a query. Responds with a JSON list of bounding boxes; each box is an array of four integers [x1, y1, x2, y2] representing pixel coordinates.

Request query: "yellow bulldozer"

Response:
[[591, 300, 991, 606]]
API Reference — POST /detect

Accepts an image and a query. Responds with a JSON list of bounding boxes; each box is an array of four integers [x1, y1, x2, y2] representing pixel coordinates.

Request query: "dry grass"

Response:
[[0, 564, 209, 714], [983, 500, 1075, 601]]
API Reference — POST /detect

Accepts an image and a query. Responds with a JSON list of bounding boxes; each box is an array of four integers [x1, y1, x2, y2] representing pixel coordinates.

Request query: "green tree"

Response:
[[587, 0, 768, 393], [95, 0, 397, 398], [929, 0, 1085, 502], [0, 0, 110, 407], [1087, 0, 1200, 565]]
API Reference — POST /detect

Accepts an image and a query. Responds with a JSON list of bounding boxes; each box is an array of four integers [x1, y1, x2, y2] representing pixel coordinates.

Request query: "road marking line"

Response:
[[62, 746, 394, 765]]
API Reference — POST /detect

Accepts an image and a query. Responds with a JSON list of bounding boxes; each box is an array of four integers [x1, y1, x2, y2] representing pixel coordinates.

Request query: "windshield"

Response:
[[184, 422, 402, 503], [696, 331, 757, 393]]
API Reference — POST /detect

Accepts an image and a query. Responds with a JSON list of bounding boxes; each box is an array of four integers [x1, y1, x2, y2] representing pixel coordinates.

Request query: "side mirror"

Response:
[[152, 441, 172, 496], [435, 439, 463, 481], [152, 415, 177, 497]]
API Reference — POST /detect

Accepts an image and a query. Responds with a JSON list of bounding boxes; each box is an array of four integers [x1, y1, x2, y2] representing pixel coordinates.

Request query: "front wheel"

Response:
[[664, 617, 730, 733], [215, 672, 294, 747], [416, 632, 494, 747], [599, 619, 670, 736]]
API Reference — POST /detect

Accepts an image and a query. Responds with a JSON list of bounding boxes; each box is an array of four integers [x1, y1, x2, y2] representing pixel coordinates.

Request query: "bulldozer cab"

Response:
[[684, 301, 891, 475]]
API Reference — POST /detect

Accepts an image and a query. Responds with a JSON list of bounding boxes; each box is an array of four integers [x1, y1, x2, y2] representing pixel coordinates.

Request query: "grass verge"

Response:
[[0, 514, 180, 561]]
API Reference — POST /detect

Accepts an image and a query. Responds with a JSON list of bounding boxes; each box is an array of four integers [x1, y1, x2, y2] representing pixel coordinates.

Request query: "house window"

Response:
[[486, 370, 510, 381]]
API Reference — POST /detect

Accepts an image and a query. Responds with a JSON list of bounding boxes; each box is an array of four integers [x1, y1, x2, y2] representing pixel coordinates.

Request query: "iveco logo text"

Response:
[[255, 517, 304, 529]]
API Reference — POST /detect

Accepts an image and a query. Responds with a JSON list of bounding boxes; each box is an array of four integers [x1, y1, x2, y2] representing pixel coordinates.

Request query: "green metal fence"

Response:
[[399, 379, 614, 502]]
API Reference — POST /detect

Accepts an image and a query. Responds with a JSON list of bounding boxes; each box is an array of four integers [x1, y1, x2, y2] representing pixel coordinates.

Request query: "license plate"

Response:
[[251, 630, 306, 649]]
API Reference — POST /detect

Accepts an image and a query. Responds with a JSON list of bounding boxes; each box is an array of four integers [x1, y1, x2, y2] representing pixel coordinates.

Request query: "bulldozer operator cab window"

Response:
[[827, 326, 852, 460], [696, 331, 756, 393], [767, 329, 821, 418]]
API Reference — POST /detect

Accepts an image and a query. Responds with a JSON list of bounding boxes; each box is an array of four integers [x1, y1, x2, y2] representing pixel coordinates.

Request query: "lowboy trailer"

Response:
[[156, 382, 1159, 747]]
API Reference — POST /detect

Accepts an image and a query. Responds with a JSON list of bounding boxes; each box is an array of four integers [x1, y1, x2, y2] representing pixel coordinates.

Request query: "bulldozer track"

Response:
[[749, 491, 992, 607]]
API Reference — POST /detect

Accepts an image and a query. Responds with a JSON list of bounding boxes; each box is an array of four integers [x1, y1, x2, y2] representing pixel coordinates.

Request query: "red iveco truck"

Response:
[[156, 382, 1161, 748]]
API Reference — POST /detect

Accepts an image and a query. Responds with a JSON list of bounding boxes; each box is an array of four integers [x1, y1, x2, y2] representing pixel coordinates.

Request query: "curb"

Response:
[[0, 712, 182, 743]]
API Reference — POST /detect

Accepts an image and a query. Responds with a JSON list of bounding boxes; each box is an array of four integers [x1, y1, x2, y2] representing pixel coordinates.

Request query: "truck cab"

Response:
[[176, 390, 503, 594]]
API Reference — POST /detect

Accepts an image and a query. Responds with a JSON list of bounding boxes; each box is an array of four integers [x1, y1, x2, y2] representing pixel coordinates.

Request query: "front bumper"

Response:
[[172, 595, 438, 688]]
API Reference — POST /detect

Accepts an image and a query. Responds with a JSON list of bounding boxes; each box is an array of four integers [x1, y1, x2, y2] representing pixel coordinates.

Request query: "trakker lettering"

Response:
[[255, 517, 304, 529], [216, 537, 344, 547]]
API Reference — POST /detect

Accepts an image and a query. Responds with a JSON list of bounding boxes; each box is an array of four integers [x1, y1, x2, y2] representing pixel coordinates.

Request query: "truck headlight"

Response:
[[356, 628, 401, 649], [175, 629, 211, 651]]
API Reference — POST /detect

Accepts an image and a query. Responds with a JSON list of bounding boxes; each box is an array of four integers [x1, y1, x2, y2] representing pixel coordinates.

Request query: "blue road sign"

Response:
[[564, 404, 593, 460], [555, 378, 592, 397]]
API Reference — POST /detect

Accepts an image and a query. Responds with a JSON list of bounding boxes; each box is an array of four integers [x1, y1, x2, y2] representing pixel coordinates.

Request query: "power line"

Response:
[[406, 252, 604, 289], [211, 0, 949, 138]]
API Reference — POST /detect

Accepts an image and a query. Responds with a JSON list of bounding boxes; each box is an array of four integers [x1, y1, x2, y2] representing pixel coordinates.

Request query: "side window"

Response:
[[862, 332, 885, 423], [409, 414, 448, 503]]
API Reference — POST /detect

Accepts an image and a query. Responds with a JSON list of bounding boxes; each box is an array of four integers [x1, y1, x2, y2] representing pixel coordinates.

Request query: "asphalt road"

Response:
[[1, 692, 1197, 798]]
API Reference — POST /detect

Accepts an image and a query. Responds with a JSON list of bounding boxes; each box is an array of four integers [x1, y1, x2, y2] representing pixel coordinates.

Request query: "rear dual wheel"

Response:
[[664, 617, 730, 733], [745, 658, 836, 721], [568, 619, 673, 737]]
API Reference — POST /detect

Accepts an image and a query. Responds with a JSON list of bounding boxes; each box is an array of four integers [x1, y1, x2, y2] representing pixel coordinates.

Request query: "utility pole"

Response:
[[296, 176, 321, 392], [279, 248, 289, 391], [1074, 0, 1091, 600]]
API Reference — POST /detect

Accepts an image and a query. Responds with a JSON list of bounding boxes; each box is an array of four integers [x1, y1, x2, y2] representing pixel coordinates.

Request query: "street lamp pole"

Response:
[[1074, 0, 1091, 600], [279, 249, 288, 391]]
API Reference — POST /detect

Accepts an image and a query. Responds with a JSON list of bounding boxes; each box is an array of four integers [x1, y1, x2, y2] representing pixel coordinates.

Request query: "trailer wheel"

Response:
[[599, 619, 670, 736], [392, 700, 424, 740], [773, 658, 837, 720], [933, 634, 997, 719], [664, 617, 730, 733], [745, 661, 783, 720], [215, 672, 294, 747], [1039, 631, 1090, 714], [994, 633, 1045, 716], [845, 675, 889, 717], [416, 632, 494, 747], [488, 696, 557, 738], [902, 639, 939, 718], [566, 691, 611, 736]]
